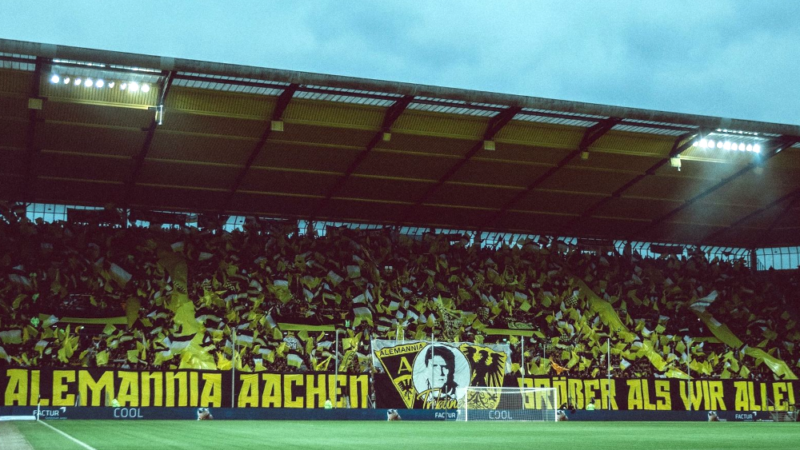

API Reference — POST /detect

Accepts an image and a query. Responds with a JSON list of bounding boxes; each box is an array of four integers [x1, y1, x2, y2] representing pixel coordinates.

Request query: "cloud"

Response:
[[1, 0, 798, 124]]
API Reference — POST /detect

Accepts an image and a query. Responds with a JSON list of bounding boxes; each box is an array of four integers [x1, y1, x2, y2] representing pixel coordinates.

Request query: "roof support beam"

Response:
[[479, 116, 622, 230], [218, 84, 299, 213], [121, 71, 174, 208], [566, 130, 706, 228], [395, 106, 522, 225], [155, 70, 174, 123], [309, 95, 414, 219], [22, 57, 44, 203], [700, 187, 800, 245], [627, 135, 800, 242]]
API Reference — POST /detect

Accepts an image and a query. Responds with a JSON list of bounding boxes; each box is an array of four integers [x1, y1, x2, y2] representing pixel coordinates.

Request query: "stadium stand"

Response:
[[1, 203, 797, 383], [0, 39, 799, 403]]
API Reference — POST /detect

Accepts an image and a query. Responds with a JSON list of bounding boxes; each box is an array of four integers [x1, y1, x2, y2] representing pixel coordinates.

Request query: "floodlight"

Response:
[[141, 83, 150, 93], [707, 140, 715, 148], [723, 141, 731, 150], [63, 77, 70, 84], [95, 79, 104, 88], [754, 144, 761, 153], [698, 139, 708, 148], [120, 82, 128, 90], [108, 81, 115, 88], [716, 141, 723, 149], [74, 78, 82, 86], [50, 74, 60, 84], [746, 144, 753, 152], [738, 143, 746, 151], [85, 79, 93, 88], [129, 82, 140, 92]]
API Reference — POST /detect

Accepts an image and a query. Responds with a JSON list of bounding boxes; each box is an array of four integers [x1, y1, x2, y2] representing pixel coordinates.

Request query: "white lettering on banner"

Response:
[[489, 410, 514, 420], [113, 408, 144, 419], [434, 411, 456, 420], [32, 407, 67, 418]]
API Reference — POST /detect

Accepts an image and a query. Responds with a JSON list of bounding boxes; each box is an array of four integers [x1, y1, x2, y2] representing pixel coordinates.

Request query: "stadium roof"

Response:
[[1, 38, 799, 248]]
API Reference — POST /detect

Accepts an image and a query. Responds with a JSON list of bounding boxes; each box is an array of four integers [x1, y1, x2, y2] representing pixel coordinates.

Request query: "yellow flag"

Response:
[[125, 297, 141, 328], [314, 355, 332, 371], [567, 351, 579, 368], [287, 354, 303, 368], [217, 353, 232, 371], [739, 365, 750, 378], [173, 301, 201, 336], [551, 361, 568, 375], [744, 347, 797, 380]]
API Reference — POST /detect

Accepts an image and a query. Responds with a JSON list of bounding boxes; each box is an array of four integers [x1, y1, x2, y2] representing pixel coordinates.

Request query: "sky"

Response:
[[1, 0, 799, 125]]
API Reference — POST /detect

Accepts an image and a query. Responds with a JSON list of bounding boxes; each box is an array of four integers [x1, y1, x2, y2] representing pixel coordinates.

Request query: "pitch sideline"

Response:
[[37, 421, 97, 450]]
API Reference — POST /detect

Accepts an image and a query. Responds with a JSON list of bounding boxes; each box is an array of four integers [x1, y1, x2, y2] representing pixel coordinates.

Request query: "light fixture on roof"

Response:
[[120, 82, 128, 90], [95, 79, 104, 88], [108, 81, 115, 88], [50, 74, 60, 84], [129, 82, 140, 92], [74, 78, 82, 86], [84, 78, 94, 88], [696, 137, 764, 154], [63, 77, 70, 84], [141, 83, 150, 93], [670, 155, 681, 171]]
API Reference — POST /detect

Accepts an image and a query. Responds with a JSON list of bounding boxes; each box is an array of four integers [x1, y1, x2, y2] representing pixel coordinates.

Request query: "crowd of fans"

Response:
[[1, 203, 798, 382]]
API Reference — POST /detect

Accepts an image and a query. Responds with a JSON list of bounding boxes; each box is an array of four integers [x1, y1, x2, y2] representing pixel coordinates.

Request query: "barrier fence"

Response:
[[0, 405, 738, 421]]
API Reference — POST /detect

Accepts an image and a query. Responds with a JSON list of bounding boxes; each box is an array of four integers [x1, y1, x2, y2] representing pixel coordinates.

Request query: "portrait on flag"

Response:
[[371, 339, 511, 409], [412, 344, 470, 401]]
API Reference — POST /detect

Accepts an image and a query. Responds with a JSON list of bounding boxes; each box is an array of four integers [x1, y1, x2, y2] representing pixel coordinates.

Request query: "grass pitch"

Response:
[[12, 420, 800, 450]]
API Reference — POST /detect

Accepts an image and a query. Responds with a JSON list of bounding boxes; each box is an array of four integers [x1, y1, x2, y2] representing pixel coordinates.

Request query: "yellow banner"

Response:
[[2, 368, 369, 409]]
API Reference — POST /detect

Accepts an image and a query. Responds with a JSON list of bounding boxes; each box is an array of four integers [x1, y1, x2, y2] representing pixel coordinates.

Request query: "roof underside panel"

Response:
[[252, 142, 360, 173], [34, 178, 125, 206]]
